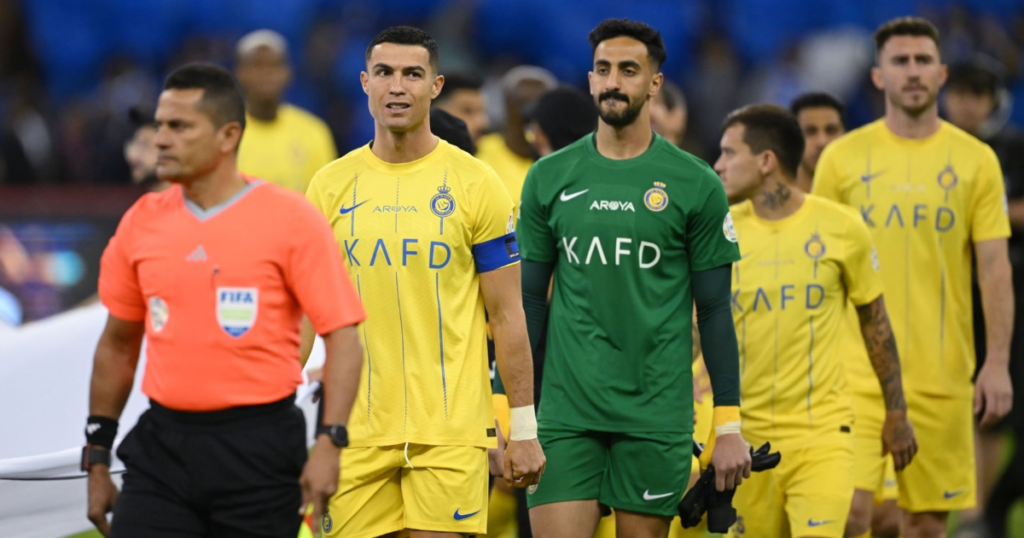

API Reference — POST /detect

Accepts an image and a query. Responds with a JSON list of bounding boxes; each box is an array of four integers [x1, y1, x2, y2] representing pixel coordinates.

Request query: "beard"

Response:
[[890, 87, 937, 118], [597, 90, 646, 128]]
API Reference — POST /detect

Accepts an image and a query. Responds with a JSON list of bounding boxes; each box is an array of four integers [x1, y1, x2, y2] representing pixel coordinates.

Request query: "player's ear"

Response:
[[870, 66, 884, 91], [938, 62, 949, 88], [220, 121, 243, 154], [759, 150, 776, 176], [360, 71, 370, 95], [432, 74, 445, 100], [649, 72, 664, 99]]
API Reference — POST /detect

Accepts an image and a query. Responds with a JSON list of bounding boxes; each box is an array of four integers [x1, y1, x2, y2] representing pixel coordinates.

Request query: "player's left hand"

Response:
[[504, 438, 545, 488], [881, 409, 917, 471], [710, 433, 751, 492], [975, 359, 1014, 428], [300, 439, 341, 537]]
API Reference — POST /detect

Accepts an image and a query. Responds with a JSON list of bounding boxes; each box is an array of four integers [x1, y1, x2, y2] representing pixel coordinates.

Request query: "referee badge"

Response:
[[216, 287, 258, 338], [644, 182, 669, 212], [149, 296, 169, 333]]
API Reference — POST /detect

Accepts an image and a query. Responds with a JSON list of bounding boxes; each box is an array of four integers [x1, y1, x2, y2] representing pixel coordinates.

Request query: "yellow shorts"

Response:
[[322, 444, 489, 538], [897, 393, 976, 512], [875, 456, 898, 503], [852, 390, 889, 494], [729, 432, 854, 538]]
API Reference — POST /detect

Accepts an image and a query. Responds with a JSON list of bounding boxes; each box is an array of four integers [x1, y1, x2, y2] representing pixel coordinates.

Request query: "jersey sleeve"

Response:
[[687, 169, 741, 271], [284, 198, 366, 335], [970, 146, 1012, 243], [470, 167, 520, 273], [516, 164, 557, 263], [811, 144, 843, 202], [841, 215, 884, 306], [98, 204, 146, 321]]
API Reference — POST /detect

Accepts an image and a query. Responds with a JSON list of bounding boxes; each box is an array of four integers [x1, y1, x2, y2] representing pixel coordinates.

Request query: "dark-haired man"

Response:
[[433, 71, 489, 143], [84, 63, 367, 538], [814, 17, 1014, 538], [303, 26, 544, 538], [517, 19, 750, 538], [715, 104, 916, 538], [789, 92, 845, 193], [524, 86, 598, 157]]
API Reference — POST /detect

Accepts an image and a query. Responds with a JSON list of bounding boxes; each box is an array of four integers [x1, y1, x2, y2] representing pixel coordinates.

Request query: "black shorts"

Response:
[[111, 396, 307, 538]]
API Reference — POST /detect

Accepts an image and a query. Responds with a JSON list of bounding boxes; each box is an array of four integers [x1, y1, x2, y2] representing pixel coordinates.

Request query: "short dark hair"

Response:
[[526, 87, 598, 151], [588, 18, 666, 71], [163, 63, 247, 130], [435, 72, 483, 105], [430, 108, 475, 155], [790, 92, 845, 120], [365, 26, 439, 74], [722, 104, 805, 179], [658, 80, 686, 111], [946, 60, 1002, 98], [874, 17, 940, 56]]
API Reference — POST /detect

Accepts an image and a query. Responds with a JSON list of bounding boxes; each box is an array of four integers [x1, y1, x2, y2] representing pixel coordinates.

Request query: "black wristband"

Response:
[[85, 415, 119, 449]]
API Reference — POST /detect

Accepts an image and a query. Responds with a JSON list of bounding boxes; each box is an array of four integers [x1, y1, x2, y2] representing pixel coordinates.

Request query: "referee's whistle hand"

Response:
[[504, 438, 546, 488], [301, 439, 341, 537], [711, 434, 751, 492], [86, 466, 118, 537]]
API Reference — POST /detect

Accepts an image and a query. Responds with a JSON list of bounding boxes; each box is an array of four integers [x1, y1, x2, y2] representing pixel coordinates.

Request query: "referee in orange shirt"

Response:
[[82, 63, 366, 538]]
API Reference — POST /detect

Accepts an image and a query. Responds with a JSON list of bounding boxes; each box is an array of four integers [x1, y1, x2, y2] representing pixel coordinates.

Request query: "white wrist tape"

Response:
[[509, 405, 538, 441], [715, 421, 742, 437]]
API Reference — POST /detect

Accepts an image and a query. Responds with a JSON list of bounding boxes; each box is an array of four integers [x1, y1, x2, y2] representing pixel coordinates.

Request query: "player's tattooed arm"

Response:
[[855, 296, 906, 411], [761, 182, 792, 209]]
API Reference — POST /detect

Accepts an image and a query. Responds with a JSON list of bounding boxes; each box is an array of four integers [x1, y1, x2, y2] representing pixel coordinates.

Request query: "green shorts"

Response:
[[527, 421, 692, 517]]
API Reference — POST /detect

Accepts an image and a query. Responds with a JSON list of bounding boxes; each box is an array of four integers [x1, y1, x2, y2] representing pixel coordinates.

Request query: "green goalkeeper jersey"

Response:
[[518, 133, 740, 433]]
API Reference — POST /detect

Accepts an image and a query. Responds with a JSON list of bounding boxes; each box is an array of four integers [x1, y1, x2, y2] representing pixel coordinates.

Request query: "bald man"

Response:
[[235, 29, 337, 193]]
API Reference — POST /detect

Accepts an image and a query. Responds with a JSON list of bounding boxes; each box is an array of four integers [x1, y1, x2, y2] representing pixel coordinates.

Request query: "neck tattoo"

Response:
[[761, 182, 791, 209]]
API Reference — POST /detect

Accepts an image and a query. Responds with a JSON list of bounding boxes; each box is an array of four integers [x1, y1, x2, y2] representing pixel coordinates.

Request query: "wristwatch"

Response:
[[80, 445, 111, 471], [316, 424, 349, 448]]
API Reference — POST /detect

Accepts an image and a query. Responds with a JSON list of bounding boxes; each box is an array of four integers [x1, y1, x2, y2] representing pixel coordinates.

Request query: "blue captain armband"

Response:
[[473, 232, 520, 273]]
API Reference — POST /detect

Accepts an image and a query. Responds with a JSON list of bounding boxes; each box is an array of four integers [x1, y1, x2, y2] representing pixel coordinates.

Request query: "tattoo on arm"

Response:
[[761, 182, 792, 209], [856, 296, 907, 411]]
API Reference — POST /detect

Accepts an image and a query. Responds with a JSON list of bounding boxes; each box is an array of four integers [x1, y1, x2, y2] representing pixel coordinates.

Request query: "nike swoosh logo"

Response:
[[642, 490, 675, 501], [808, 519, 835, 527], [339, 201, 368, 215], [943, 489, 966, 499], [861, 171, 885, 182], [453, 509, 481, 521], [560, 189, 589, 202]]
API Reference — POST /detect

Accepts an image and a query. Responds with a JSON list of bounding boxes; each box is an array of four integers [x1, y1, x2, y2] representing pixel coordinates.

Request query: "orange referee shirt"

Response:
[[99, 178, 365, 412]]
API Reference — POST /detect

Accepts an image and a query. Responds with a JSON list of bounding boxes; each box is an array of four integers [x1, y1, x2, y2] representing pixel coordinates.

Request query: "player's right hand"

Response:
[[489, 420, 507, 477], [882, 409, 918, 471], [504, 438, 546, 488], [710, 433, 751, 492], [86, 466, 119, 537]]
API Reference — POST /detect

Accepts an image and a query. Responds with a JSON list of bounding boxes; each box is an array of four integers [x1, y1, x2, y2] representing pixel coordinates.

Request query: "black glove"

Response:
[[678, 441, 781, 532]]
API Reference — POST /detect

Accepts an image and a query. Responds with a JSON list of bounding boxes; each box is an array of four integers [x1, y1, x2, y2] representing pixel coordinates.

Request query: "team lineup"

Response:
[[81, 13, 1013, 538]]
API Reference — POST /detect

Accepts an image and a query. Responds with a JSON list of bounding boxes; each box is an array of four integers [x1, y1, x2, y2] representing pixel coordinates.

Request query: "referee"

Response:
[[83, 63, 366, 538]]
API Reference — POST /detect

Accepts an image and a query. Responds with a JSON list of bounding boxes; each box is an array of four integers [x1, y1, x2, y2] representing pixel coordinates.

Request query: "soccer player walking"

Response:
[[84, 63, 366, 537], [517, 19, 751, 538], [303, 27, 544, 538], [715, 104, 917, 538], [814, 17, 1015, 538]]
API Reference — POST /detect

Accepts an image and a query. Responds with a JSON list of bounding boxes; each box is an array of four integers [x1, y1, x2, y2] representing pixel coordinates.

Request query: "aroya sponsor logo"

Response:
[[590, 200, 635, 212]]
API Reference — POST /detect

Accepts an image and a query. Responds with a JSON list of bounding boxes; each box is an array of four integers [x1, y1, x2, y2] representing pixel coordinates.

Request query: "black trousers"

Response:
[[110, 396, 307, 538]]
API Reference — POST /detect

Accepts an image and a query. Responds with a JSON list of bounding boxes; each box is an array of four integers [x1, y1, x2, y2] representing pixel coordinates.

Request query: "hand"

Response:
[[975, 359, 1013, 429], [881, 409, 918, 471], [87, 466, 119, 537], [488, 420, 506, 477], [504, 438, 545, 488], [300, 438, 341, 537], [710, 434, 751, 492]]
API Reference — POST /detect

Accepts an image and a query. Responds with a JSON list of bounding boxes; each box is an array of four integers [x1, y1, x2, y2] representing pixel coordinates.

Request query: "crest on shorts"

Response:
[[149, 296, 168, 333], [216, 287, 258, 338], [322, 509, 333, 532], [644, 182, 669, 212]]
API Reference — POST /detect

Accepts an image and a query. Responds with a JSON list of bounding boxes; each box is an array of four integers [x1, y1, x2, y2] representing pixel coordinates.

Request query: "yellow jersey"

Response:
[[238, 104, 337, 193], [306, 139, 517, 448], [475, 132, 534, 215], [731, 196, 883, 445], [813, 120, 1011, 398]]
